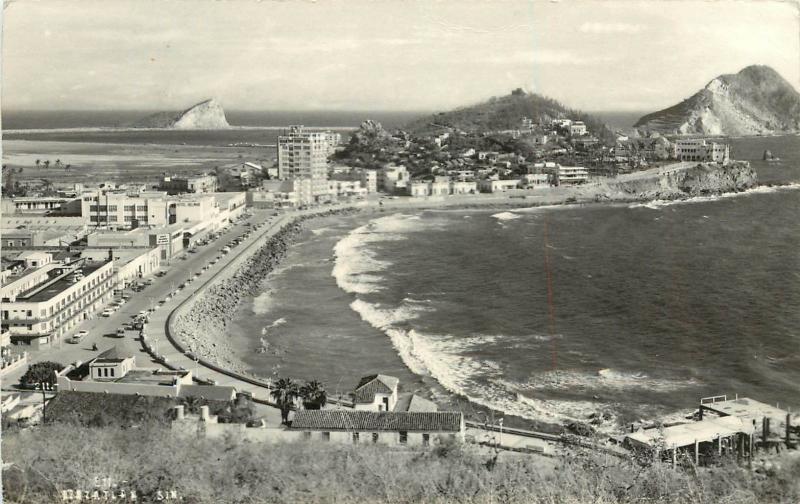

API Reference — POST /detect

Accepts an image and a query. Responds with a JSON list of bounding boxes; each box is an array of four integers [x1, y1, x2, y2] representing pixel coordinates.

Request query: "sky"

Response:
[[2, 0, 799, 112]]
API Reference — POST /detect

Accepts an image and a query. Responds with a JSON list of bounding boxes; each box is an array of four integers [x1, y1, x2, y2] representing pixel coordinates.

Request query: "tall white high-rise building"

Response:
[[277, 125, 331, 203]]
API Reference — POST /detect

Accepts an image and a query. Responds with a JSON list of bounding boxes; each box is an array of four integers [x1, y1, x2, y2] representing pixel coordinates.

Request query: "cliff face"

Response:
[[132, 99, 230, 129], [597, 161, 757, 201], [635, 65, 800, 136]]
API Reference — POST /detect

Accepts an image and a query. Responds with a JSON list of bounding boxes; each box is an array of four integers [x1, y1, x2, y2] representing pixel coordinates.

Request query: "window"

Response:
[[26, 310, 32, 317], [399, 431, 408, 444], [110, 368, 114, 377], [321, 432, 330, 441], [108, 205, 117, 211]]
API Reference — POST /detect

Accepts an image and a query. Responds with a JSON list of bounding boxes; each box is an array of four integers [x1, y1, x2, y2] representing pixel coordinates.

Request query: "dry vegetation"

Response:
[[3, 422, 800, 503]]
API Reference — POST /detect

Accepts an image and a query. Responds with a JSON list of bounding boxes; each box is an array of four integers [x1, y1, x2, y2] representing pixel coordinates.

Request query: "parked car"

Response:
[[116, 328, 126, 338], [156, 271, 167, 277], [101, 308, 115, 317], [69, 330, 89, 344]]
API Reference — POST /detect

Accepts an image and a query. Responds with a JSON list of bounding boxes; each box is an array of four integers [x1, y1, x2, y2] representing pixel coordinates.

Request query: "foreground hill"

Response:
[[635, 65, 800, 136], [404, 89, 615, 144], [4, 422, 799, 504], [132, 99, 230, 129]]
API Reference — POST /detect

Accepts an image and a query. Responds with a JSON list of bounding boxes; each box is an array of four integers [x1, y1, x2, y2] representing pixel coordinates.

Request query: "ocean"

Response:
[[227, 134, 800, 431], [5, 109, 799, 431], [1, 110, 424, 146]]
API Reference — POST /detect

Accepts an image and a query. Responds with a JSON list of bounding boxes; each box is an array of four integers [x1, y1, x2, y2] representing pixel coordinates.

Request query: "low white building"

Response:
[[521, 173, 551, 188], [352, 374, 399, 412], [478, 179, 520, 193]]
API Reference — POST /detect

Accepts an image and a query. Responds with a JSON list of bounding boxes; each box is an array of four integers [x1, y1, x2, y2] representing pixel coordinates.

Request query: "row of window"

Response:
[[308, 431, 430, 445]]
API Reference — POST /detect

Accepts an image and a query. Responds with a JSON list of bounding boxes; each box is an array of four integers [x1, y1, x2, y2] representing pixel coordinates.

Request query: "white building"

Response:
[[558, 166, 589, 185], [357, 169, 378, 193], [478, 179, 520, 193], [379, 165, 410, 194], [673, 139, 730, 164], [521, 173, 551, 188], [450, 180, 478, 195], [570, 121, 587, 137], [1, 257, 115, 347], [352, 374, 399, 412], [277, 125, 331, 203]]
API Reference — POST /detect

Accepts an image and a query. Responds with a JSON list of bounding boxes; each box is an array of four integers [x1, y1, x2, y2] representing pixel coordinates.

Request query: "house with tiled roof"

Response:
[[352, 374, 399, 412], [290, 410, 465, 446]]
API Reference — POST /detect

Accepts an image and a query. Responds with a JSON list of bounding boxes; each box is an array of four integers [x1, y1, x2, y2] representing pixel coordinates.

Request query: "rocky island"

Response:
[[131, 98, 231, 129], [634, 65, 800, 136]]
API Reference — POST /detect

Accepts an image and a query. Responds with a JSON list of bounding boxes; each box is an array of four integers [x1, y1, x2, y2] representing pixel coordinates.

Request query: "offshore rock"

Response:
[[132, 99, 230, 129]]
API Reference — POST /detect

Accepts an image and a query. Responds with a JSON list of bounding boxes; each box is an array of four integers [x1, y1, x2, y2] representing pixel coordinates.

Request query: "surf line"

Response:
[[543, 217, 558, 373]]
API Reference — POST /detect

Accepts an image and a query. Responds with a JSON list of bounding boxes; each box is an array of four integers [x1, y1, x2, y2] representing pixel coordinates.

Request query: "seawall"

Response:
[[171, 208, 361, 374]]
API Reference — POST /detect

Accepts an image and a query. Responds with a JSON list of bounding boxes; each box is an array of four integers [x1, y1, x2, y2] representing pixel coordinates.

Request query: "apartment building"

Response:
[[558, 166, 589, 185], [379, 165, 410, 194], [1, 254, 115, 347], [80, 189, 172, 229], [277, 125, 331, 204]]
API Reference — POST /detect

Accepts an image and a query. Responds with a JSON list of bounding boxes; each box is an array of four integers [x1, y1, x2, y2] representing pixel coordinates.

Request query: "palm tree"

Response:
[[54, 159, 62, 170], [35, 159, 40, 169], [270, 377, 300, 424], [64, 164, 71, 172], [43, 160, 50, 170], [300, 380, 327, 410], [179, 395, 205, 415]]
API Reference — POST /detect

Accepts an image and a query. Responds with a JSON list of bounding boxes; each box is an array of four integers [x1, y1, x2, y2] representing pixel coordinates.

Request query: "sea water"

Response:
[[229, 135, 800, 430]]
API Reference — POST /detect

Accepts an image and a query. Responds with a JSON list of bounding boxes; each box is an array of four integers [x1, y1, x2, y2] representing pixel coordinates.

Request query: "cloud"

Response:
[[480, 49, 617, 66], [579, 22, 646, 34]]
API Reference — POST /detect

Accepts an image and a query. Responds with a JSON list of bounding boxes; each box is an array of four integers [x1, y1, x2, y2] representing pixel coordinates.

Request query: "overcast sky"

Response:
[[2, 0, 798, 112]]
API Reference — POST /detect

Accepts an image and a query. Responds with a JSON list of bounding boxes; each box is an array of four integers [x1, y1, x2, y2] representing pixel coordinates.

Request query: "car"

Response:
[[101, 308, 115, 317], [69, 330, 89, 343], [221, 247, 231, 254], [144, 278, 154, 285], [156, 271, 167, 277], [116, 328, 126, 338]]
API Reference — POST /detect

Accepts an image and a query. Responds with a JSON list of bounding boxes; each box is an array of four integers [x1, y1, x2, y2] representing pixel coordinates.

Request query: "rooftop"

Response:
[[178, 384, 237, 402], [701, 396, 790, 423], [23, 262, 107, 302], [291, 410, 463, 433], [626, 416, 754, 449], [353, 374, 399, 404], [394, 394, 438, 413]]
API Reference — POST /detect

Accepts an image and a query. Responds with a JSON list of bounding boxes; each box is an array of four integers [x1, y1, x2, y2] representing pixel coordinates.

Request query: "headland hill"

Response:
[[2, 65, 800, 504]]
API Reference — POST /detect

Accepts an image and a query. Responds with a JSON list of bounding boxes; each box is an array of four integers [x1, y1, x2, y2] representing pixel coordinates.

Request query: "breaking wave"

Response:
[[628, 183, 800, 210]]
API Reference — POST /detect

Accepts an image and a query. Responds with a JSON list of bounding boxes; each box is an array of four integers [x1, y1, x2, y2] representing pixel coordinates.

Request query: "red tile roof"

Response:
[[352, 374, 398, 404], [291, 410, 463, 433]]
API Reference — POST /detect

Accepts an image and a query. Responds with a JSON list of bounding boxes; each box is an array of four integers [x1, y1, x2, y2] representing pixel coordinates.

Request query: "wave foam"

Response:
[[628, 183, 800, 210], [491, 211, 522, 221]]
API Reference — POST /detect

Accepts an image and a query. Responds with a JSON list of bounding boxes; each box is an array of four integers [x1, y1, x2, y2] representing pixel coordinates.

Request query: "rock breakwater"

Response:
[[172, 208, 360, 373]]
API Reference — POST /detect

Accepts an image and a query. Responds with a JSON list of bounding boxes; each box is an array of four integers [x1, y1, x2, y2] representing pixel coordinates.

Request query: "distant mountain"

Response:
[[132, 99, 230, 129], [634, 65, 800, 136], [403, 89, 615, 143]]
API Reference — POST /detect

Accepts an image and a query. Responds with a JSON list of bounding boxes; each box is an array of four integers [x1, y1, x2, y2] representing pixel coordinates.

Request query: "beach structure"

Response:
[[624, 416, 756, 467], [277, 125, 332, 204], [1, 255, 115, 347], [290, 410, 465, 446], [699, 395, 795, 449]]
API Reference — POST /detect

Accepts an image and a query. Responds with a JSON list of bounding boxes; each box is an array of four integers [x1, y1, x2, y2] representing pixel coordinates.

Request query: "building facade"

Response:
[[1, 257, 115, 346], [277, 125, 331, 203]]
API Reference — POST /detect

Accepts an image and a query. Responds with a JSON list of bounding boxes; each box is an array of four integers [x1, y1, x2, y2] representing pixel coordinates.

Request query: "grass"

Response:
[[3, 421, 799, 504]]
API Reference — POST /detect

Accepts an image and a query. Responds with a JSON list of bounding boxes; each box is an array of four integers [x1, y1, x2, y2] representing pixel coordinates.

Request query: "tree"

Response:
[[270, 377, 300, 424], [54, 159, 62, 170], [43, 160, 50, 170], [179, 395, 206, 415], [20, 361, 63, 389], [64, 164, 71, 172], [21, 361, 64, 424], [299, 380, 327, 410], [35, 159, 40, 169]]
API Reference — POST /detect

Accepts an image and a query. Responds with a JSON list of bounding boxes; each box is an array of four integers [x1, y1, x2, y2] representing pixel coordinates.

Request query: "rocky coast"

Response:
[[171, 208, 361, 374]]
